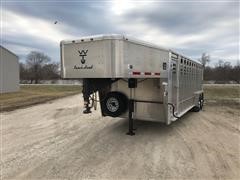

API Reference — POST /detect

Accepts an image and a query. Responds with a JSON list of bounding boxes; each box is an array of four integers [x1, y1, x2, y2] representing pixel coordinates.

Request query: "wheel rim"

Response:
[[106, 97, 119, 112], [200, 99, 204, 109]]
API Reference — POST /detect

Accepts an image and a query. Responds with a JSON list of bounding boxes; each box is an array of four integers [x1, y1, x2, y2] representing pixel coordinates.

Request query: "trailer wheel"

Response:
[[192, 102, 201, 112], [102, 92, 128, 117], [192, 95, 203, 112], [200, 93, 204, 110]]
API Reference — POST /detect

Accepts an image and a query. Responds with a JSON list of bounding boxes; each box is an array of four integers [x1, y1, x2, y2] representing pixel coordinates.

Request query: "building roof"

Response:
[[0, 45, 18, 58]]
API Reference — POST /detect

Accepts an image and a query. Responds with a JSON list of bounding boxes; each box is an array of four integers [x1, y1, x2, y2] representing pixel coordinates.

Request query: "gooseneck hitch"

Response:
[[82, 79, 92, 114], [82, 78, 119, 114]]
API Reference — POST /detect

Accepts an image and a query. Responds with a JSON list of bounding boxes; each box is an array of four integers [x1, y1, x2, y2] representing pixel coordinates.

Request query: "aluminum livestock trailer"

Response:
[[61, 34, 204, 135]]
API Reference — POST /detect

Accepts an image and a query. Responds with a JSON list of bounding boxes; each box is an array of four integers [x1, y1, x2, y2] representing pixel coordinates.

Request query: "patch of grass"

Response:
[[0, 85, 82, 112], [204, 84, 240, 105], [1, 84, 239, 112]]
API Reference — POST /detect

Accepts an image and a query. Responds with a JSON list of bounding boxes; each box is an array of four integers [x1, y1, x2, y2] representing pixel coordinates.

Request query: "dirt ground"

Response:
[[1, 94, 239, 179]]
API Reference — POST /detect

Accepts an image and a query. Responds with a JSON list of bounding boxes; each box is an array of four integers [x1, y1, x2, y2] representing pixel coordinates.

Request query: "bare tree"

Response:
[[231, 60, 240, 83], [42, 63, 60, 80], [200, 53, 210, 68], [204, 60, 240, 83], [20, 63, 30, 82], [26, 51, 50, 83]]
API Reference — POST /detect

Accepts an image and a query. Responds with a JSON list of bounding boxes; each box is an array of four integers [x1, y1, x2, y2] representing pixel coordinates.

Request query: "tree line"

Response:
[[20, 51, 60, 83], [199, 53, 240, 83], [20, 51, 239, 84], [204, 60, 240, 83]]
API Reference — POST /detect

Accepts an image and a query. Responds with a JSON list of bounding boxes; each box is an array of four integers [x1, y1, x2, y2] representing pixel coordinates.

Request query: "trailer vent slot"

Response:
[[163, 62, 167, 70]]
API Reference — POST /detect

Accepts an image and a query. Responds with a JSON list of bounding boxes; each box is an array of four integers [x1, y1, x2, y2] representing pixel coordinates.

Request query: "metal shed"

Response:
[[0, 45, 20, 93]]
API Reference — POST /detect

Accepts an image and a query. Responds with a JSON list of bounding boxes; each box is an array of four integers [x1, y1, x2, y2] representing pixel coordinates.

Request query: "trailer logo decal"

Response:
[[74, 65, 93, 70], [74, 49, 93, 70], [78, 50, 88, 64]]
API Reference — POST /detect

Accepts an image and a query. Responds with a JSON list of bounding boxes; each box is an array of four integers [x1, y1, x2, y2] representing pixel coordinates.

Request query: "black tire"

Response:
[[102, 92, 128, 117], [200, 93, 204, 110], [192, 95, 203, 112]]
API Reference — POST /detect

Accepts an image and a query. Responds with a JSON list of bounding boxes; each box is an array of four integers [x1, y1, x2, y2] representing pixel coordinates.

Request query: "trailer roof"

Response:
[[170, 50, 202, 66], [61, 34, 169, 51], [61, 34, 202, 65]]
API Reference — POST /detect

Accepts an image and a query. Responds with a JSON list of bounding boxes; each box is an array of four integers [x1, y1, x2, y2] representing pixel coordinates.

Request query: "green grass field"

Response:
[[0, 85, 82, 112]]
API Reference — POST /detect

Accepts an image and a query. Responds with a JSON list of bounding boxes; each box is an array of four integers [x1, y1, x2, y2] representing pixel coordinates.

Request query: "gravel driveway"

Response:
[[1, 94, 239, 179]]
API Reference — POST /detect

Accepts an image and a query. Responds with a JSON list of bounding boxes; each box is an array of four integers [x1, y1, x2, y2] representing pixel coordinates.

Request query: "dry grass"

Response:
[[1, 84, 239, 112], [0, 85, 82, 112], [204, 84, 240, 106]]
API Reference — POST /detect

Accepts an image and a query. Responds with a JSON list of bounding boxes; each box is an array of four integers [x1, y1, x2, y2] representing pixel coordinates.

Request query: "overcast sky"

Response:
[[1, 0, 239, 66]]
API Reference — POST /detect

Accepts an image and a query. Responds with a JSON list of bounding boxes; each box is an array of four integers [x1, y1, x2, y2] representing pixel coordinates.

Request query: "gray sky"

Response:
[[1, 0, 239, 66]]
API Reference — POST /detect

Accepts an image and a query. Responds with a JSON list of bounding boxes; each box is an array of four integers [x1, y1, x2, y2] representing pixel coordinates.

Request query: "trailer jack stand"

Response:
[[83, 107, 91, 114], [83, 100, 91, 114], [126, 99, 136, 136]]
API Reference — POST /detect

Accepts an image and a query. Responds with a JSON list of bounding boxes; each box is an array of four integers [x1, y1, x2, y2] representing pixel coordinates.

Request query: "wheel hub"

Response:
[[106, 97, 119, 112]]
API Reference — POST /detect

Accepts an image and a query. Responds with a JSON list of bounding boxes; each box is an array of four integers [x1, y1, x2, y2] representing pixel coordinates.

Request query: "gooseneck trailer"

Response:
[[61, 34, 204, 135]]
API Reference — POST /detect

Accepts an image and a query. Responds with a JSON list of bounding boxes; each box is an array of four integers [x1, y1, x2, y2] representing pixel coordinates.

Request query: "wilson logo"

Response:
[[78, 50, 88, 64], [74, 49, 93, 70]]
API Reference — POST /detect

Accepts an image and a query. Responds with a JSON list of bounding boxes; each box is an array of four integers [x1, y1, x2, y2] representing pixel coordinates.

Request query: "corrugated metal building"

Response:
[[0, 46, 19, 93]]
